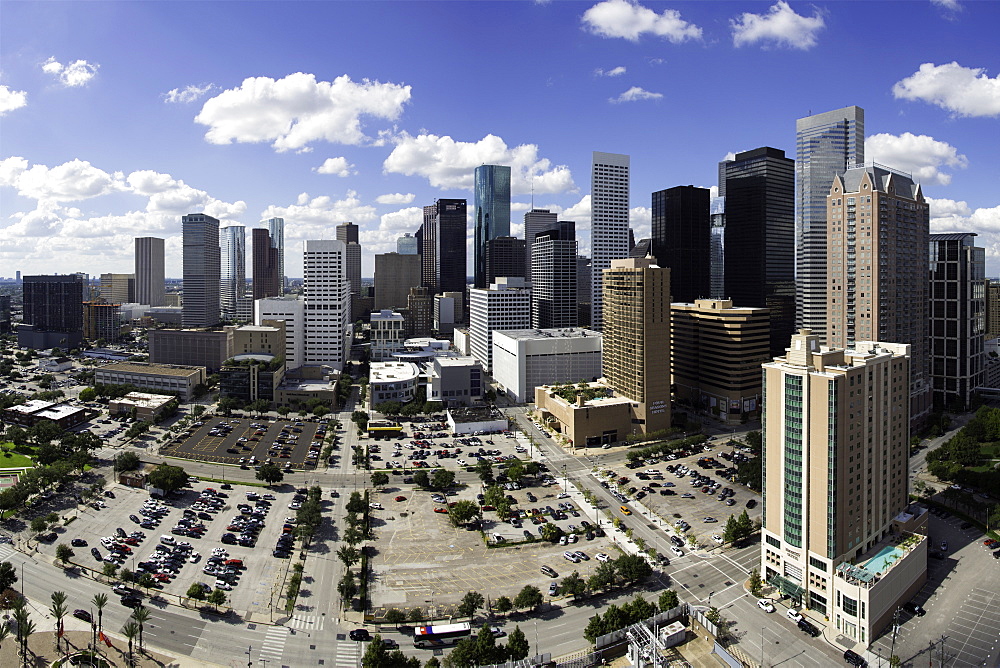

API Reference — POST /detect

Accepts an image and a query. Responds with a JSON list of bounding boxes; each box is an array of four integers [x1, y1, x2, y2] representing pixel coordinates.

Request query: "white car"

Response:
[[670, 546, 684, 557], [557, 492, 570, 499], [712, 534, 724, 544], [456, 459, 467, 466], [786, 609, 803, 623], [757, 598, 775, 613], [214, 581, 233, 591], [596, 553, 611, 563]]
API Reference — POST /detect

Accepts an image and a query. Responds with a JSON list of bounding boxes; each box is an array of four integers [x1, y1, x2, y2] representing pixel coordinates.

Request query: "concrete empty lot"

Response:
[[161, 416, 326, 471], [369, 485, 616, 608]]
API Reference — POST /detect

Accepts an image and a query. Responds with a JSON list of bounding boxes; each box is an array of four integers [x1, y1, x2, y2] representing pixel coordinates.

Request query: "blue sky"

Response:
[[2, 0, 999, 280]]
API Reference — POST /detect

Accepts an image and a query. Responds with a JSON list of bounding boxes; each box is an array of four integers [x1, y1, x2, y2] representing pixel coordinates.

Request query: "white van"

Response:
[[160, 535, 175, 545]]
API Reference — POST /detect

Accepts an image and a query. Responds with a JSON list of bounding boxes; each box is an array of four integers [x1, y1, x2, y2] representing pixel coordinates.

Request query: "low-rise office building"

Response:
[[148, 328, 233, 372], [447, 405, 507, 435], [219, 354, 286, 407], [109, 392, 176, 421], [368, 362, 422, 411], [94, 361, 206, 401], [427, 356, 483, 407], [492, 328, 602, 403], [370, 310, 407, 361], [534, 381, 635, 448], [2, 400, 88, 429]]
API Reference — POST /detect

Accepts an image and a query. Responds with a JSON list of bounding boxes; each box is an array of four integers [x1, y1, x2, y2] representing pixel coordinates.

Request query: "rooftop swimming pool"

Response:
[[863, 544, 905, 574]]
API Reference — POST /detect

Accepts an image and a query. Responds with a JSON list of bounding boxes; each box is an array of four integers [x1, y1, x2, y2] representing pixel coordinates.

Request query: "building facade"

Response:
[[397, 233, 418, 255], [723, 147, 795, 357], [406, 286, 434, 338], [19, 274, 86, 349], [337, 222, 362, 299], [99, 273, 135, 304], [303, 239, 351, 370], [220, 224, 246, 318], [95, 361, 207, 401], [524, 209, 558, 282], [827, 164, 932, 428], [255, 297, 305, 370], [83, 301, 121, 343], [418, 206, 437, 293], [760, 330, 926, 647], [436, 199, 468, 295], [148, 329, 233, 372], [474, 165, 512, 289], [651, 185, 711, 304], [135, 237, 165, 306], [182, 213, 222, 328], [709, 196, 726, 299], [375, 252, 422, 311], [670, 299, 769, 423], [796, 106, 864, 341], [469, 277, 532, 372], [263, 217, 285, 293], [929, 233, 986, 409], [252, 228, 281, 301], [485, 236, 526, 284], [987, 279, 1000, 340], [531, 227, 578, 329], [591, 152, 631, 331], [370, 310, 407, 361], [492, 328, 602, 403]]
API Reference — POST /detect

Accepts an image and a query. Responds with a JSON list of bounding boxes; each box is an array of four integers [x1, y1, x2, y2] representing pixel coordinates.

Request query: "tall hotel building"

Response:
[[182, 213, 221, 328], [590, 152, 630, 331], [302, 240, 351, 369], [220, 225, 246, 318], [474, 165, 511, 289], [761, 330, 927, 647], [263, 217, 285, 293], [795, 106, 864, 341], [827, 164, 931, 428], [135, 237, 165, 307]]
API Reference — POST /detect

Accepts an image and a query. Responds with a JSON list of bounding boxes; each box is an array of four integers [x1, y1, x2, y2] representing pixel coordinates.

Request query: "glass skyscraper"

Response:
[[220, 224, 246, 318], [795, 106, 864, 341], [264, 217, 285, 293], [474, 165, 511, 289]]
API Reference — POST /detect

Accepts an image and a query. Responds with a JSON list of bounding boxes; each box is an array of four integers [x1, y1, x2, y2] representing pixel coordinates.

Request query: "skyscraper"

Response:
[[590, 152, 630, 330], [374, 252, 422, 310], [929, 233, 986, 410], [397, 233, 418, 255], [469, 277, 531, 372], [796, 106, 865, 340], [182, 213, 221, 328], [474, 165, 511, 289], [135, 237, 165, 306], [336, 222, 359, 245], [523, 209, 558, 282], [827, 164, 931, 427], [485, 236, 526, 284], [418, 206, 437, 293], [531, 224, 578, 329], [760, 330, 925, 647], [709, 196, 726, 299], [651, 185, 711, 304], [99, 273, 135, 304], [252, 228, 281, 301], [602, 257, 671, 434], [19, 274, 86, 348], [220, 225, 246, 318], [263, 217, 285, 293], [435, 199, 468, 295], [336, 222, 362, 298], [723, 147, 795, 357], [303, 239, 350, 369]]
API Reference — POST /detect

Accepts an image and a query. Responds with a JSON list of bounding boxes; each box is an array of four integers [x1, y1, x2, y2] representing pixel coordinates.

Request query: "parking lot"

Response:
[[35, 481, 299, 615], [370, 475, 617, 608], [160, 416, 328, 471], [371, 421, 528, 474], [593, 443, 762, 547]]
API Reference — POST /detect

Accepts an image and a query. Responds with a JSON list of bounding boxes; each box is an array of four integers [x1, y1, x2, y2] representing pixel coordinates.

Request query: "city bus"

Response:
[[412, 622, 473, 648]]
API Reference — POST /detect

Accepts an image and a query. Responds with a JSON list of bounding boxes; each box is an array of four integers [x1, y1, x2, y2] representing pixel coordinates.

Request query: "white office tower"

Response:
[[795, 106, 864, 341], [590, 152, 630, 330], [255, 297, 305, 370], [469, 277, 532, 373], [220, 225, 246, 318], [264, 217, 285, 293], [523, 209, 558, 281], [303, 240, 351, 370]]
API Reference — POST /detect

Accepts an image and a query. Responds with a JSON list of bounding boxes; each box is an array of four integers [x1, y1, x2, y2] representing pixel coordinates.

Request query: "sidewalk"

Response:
[[0, 629, 217, 667]]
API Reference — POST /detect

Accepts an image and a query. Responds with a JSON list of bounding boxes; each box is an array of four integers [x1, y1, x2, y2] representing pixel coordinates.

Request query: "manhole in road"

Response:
[[247, 623, 257, 630]]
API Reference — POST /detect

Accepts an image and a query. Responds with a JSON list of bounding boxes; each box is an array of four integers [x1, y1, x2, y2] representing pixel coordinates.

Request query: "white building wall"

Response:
[[492, 329, 602, 402], [303, 240, 351, 370], [590, 152, 630, 331], [256, 297, 305, 370], [469, 279, 531, 373]]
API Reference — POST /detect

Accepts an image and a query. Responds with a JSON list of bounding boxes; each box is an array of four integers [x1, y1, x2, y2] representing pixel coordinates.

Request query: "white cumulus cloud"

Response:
[[865, 132, 968, 186], [163, 83, 216, 104], [731, 1, 825, 50], [259, 191, 377, 242], [595, 66, 627, 77], [316, 157, 356, 177], [383, 132, 575, 195], [195, 72, 411, 152], [41, 57, 100, 87], [931, 0, 962, 12], [0, 85, 27, 115], [582, 0, 701, 43], [0, 157, 125, 202], [610, 86, 663, 103], [928, 197, 1000, 268], [376, 193, 416, 205], [892, 62, 1000, 118]]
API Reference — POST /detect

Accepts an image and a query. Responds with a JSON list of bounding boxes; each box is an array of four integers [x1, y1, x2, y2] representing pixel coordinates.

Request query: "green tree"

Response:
[[506, 460, 525, 482], [658, 589, 679, 610], [583, 614, 606, 643], [122, 619, 139, 665], [723, 514, 739, 544], [474, 624, 506, 665], [146, 463, 189, 493], [55, 543, 73, 564], [338, 570, 358, 608], [344, 527, 366, 546], [506, 625, 529, 660], [92, 593, 108, 644], [735, 509, 754, 542], [623, 595, 656, 624], [587, 561, 617, 592], [615, 554, 652, 583], [30, 516, 48, 533], [448, 500, 481, 528], [408, 607, 425, 623], [208, 588, 227, 609], [384, 608, 407, 628], [78, 387, 97, 402], [256, 463, 284, 486], [102, 562, 118, 577], [430, 468, 455, 490], [559, 571, 587, 600], [458, 591, 485, 621], [705, 606, 722, 625], [475, 459, 494, 483], [371, 471, 389, 488], [49, 591, 68, 651], [346, 491, 367, 514], [337, 545, 361, 569], [513, 585, 543, 611], [186, 583, 206, 600], [113, 451, 140, 472], [132, 604, 151, 653], [539, 523, 563, 543], [494, 596, 512, 617], [412, 470, 430, 489], [748, 568, 763, 597], [362, 633, 390, 668]]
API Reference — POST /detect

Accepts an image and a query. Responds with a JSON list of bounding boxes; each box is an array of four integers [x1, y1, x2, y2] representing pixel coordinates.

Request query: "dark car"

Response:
[[844, 649, 868, 667], [120, 596, 142, 608], [349, 629, 371, 641], [797, 619, 821, 637], [73, 609, 93, 623], [903, 602, 926, 617], [746, 499, 758, 509], [91, 547, 102, 560], [71, 538, 88, 547]]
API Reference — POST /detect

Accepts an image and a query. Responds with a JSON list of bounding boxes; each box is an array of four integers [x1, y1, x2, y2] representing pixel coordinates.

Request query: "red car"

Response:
[[153, 573, 170, 582], [433, 507, 448, 514], [394, 496, 407, 502]]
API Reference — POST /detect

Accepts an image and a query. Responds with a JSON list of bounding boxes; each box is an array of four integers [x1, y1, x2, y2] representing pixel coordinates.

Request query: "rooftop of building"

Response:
[[537, 381, 633, 408], [448, 405, 504, 424], [233, 324, 281, 332], [369, 361, 421, 383], [35, 404, 86, 420], [494, 327, 602, 341], [434, 355, 479, 368], [671, 299, 770, 314], [842, 162, 921, 199], [114, 392, 175, 408], [7, 399, 55, 414], [279, 378, 334, 392], [98, 361, 205, 377]]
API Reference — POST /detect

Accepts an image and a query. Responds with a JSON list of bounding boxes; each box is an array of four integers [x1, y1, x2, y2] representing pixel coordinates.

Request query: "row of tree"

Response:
[[583, 591, 678, 643]]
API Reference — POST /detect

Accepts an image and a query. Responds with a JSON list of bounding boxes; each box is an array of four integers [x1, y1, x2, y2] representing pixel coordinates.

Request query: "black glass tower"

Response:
[[435, 199, 468, 295], [651, 185, 711, 304]]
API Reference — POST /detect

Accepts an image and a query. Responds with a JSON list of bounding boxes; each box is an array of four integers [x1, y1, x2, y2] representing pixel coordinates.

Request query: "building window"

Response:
[[809, 556, 827, 571], [842, 595, 858, 617], [766, 535, 781, 548]]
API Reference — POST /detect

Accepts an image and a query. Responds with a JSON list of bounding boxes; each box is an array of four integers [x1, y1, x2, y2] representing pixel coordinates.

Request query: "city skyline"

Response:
[[1, 1, 998, 280]]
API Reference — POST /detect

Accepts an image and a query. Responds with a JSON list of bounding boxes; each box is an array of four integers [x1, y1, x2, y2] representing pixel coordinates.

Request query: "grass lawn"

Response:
[[0, 445, 35, 469]]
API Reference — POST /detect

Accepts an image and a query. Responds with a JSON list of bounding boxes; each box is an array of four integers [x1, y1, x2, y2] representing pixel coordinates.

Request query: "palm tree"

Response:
[[92, 592, 108, 648], [13, 603, 34, 667], [131, 604, 150, 654], [121, 620, 139, 666], [49, 591, 68, 651], [0, 621, 10, 649]]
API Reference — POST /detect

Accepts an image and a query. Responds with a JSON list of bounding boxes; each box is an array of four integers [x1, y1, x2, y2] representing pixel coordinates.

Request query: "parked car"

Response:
[[757, 598, 775, 613], [349, 629, 371, 641]]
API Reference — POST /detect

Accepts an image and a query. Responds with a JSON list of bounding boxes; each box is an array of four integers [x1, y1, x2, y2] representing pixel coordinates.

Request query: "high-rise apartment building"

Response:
[[182, 213, 221, 328], [485, 236, 526, 284], [590, 152, 630, 331], [19, 274, 86, 348], [761, 330, 926, 647], [397, 233, 418, 255], [469, 277, 532, 372], [435, 199, 468, 295], [723, 147, 795, 357], [474, 165, 512, 289], [135, 237, 166, 307], [252, 228, 281, 301], [709, 197, 725, 299], [651, 185, 711, 304], [303, 239, 351, 369], [524, 209, 558, 282], [220, 225, 246, 318], [796, 106, 865, 341], [375, 252, 422, 311], [99, 273, 135, 304], [827, 164, 931, 427], [531, 226, 578, 329], [602, 257, 671, 434], [263, 217, 285, 293], [671, 299, 769, 423], [929, 233, 985, 410], [83, 301, 121, 342]]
